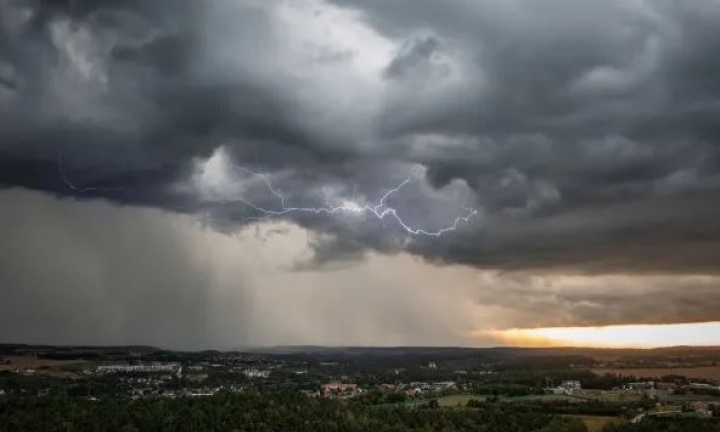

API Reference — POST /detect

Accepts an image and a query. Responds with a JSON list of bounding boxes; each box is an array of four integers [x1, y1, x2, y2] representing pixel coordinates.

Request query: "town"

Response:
[[2, 345, 720, 431]]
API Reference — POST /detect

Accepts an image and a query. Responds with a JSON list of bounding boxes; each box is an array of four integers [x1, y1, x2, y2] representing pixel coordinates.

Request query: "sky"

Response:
[[0, 0, 719, 349]]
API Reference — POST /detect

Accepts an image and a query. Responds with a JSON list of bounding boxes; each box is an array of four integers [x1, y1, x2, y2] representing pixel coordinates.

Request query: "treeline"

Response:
[[495, 356, 596, 372], [0, 392, 589, 432]]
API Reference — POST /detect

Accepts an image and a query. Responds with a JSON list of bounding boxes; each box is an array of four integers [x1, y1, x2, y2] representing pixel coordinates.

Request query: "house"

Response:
[[321, 383, 360, 398], [558, 380, 581, 394], [432, 381, 457, 391], [242, 369, 270, 379], [625, 382, 654, 391], [691, 402, 713, 418]]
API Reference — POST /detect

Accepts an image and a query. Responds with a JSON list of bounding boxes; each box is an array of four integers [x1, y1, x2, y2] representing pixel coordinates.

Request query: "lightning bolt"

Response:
[[59, 151, 123, 193], [58, 149, 477, 237], [220, 163, 478, 237]]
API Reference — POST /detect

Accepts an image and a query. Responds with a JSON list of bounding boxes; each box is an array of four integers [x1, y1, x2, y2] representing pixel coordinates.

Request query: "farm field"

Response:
[[0, 355, 85, 373], [435, 393, 586, 407], [437, 394, 481, 407], [506, 394, 586, 402], [563, 415, 619, 432], [580, 392, 720, 404], [580, 392, 642, 402], [592, 366, 720, 382]]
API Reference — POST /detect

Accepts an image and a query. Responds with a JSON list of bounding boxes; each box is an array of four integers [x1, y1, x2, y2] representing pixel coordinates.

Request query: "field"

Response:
[[437, 394, 480, 407], [507, 394, 585, 402], [0, 355, 85, 373], [563, 415, 619, 432], [435, 393, 585, 407], [593, 366, 720, 382], [580, 392, 642, 402]]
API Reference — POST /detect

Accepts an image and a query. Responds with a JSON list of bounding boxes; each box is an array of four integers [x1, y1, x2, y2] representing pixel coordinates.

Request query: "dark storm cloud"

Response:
[[1, 0, 720, 275]]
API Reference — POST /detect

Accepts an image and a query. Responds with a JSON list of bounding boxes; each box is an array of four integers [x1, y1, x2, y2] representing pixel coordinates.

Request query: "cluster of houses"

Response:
[[548, 379, 720, 397], [320, 383, 363, 399], [95, 363, 181, 374], [548, 380, 582, 395], [238, 368, 271, 379], [404, 381, 458, 396], [689, 402, 720, 418], [319, 381, 459, 399]]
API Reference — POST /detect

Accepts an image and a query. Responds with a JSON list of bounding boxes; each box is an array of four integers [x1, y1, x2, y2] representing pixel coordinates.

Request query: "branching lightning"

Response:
[[59, 151, 123, 193], [58, 149, 477, 237], [225, 163, 478, 237]]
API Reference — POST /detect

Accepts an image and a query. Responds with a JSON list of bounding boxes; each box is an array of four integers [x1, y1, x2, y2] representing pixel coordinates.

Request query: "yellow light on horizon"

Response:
[[484, 321, 720, 348]]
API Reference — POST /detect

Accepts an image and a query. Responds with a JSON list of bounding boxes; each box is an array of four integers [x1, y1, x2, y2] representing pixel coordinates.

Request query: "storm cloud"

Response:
[[3, 188, 720, 348], [1, 0, 719, 274], [1, 0, 720, 345]]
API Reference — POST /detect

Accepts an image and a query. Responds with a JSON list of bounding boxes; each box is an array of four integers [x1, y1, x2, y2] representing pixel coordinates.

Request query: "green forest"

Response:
[[0, 392, 585, 432], [2, 392, 719, 432]]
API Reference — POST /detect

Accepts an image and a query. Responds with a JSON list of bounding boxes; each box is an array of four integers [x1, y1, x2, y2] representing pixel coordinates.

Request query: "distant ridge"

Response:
[[3, 343, 720, 356]]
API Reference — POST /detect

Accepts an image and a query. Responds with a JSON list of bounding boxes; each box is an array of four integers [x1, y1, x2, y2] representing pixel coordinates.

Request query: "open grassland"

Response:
[[593, 366, 720, 382]]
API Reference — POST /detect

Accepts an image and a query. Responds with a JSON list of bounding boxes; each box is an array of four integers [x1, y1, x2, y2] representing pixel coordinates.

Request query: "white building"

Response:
[[550, 380, 581, 394], [242, 369, 271, 379], [96, 363, 180, 374], [561, 380, 581, 390]]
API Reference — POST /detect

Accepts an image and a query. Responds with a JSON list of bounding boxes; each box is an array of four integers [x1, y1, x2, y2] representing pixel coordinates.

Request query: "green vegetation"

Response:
[[0, 392, 589, 432], [2, 345, 720, 432], [603, 418, 720, 432]]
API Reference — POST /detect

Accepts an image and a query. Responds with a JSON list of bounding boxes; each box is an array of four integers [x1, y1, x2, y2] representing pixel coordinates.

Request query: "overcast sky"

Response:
[[1, 0, 719, 348]]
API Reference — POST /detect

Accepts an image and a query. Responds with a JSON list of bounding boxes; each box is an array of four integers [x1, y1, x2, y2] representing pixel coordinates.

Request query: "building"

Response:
[[242, 369, 270, 379], [689, 382, 719, 390], [549, 380, 581, 395], [321, 383, 360, 398], [625, 382, 654, 391], [691, 402, 713, 418], [432, 381, 457, 391], [561, 380, 581, 391], [96, 363, 180, 374]]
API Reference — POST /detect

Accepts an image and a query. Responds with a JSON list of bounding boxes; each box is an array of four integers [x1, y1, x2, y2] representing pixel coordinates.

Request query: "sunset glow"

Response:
[[487, 322, 720, 348]]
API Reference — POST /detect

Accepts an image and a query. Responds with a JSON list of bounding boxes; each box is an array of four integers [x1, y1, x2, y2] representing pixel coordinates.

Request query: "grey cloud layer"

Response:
[[3, 189, 719, 348], [1, 0, 720, 273]]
